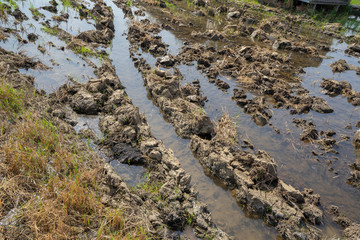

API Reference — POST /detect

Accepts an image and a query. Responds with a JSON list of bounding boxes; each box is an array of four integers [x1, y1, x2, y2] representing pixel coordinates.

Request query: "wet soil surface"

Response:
[[2, 0, 360, 239]]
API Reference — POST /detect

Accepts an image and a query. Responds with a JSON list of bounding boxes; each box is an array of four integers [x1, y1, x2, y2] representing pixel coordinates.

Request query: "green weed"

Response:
[[0, 2, 10, 20], [30, 4, 43, 18], [74, 45, 94, 56], [41, 26, 59, 36], [0, 81, 23, 114], [4, 0, 17, 9]]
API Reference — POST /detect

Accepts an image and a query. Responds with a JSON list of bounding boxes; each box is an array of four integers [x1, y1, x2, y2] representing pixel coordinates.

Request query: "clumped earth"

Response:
[[121, 0, 360, 239], [191, 114, 324, 239], [1, 0, 360, 239]]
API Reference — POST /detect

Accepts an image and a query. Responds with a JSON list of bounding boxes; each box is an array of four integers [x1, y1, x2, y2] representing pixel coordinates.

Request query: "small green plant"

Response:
[[73, 45, 94, 56], [265, 205, 272, 214], [351, 0, 360, 6], [0, 2, 10, 20], [5, 0, 17, 9], [164, 0, 176, 10], [186, 212, 195, 225], [30, 4, 43, 18], [41, 26, 59, 36], [126, 0, 132, 7], [0, 81, 23, 114], [186, 0, 195, 8], [61, 0, 73, 9]]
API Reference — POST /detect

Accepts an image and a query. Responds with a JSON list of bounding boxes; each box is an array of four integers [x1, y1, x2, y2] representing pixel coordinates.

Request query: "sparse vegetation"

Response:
[[40, 26, 59, 36], [3, 0, 17, 9], [73, 45, 94, 56], [29, 4, 44, 18], [0, 81, 23, 114], [61, 0, 74, 9], [0, 2, 10, 20]]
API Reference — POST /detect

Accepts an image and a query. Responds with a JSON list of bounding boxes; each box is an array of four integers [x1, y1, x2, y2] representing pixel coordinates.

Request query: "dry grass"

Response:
[[214, 113, 238, 146], [0, 81, 150, 239]]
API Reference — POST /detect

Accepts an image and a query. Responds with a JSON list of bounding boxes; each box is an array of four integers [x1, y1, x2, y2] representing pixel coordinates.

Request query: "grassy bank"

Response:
[[0, 76, 150, 239]]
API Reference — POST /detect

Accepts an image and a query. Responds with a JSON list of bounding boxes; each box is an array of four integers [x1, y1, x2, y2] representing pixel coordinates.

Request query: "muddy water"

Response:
[[105, 1, 278, 239], [116, 3, 360, 239], [2, 0, 360, 239], [0, 0, 97, 92]]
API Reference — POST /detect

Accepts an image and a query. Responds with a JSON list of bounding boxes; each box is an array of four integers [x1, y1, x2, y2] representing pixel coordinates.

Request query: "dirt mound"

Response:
[[191, 114, 323, 239], [321, 78, 360, 106], [54, 60, 226, 239]]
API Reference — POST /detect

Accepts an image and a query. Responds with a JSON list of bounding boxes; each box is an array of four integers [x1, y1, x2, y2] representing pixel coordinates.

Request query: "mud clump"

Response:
[[177, 43, 333, 121], [215, 79, 230, 90], [143, 69, 213, 138], [76, 29, 114, 45], [293, 118, 339, 154], [11, 9, 28, 21], [344, 224, 360, 240], [345, 44, 360, 58], [328, 205, 353, 228], [349, 131, 360, 188], [55, 61, 226, 239], [330, 59, 360, 73], [354, 130, 360, 149], [127, 20, 168, 56], [321, 78, 360, 106], [27, 33, 38, 42], [191, 114, 323, 239]]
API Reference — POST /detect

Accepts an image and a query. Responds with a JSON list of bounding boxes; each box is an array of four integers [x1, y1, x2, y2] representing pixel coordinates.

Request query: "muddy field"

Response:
[[1, 0, 360, 239]]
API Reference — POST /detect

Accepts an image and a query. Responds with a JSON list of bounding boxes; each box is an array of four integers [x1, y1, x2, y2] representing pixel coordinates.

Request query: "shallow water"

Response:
[[106, 1, 278, 238], [1, 0, 360, 239], [0, 0, 97, 92], [118, 2, 360, 238]]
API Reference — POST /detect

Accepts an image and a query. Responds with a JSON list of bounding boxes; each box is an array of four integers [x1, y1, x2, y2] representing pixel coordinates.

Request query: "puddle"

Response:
[[0, 0, 97, 92], [74, 114, 103, 138], [109, 160, 146, 186], [73, 114, 146, 185]]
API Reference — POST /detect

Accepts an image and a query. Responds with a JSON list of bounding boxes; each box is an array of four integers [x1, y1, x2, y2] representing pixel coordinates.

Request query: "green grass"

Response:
[[164, 0, 176, 10], [29, 4, 44, 18], [126, 0, 133, 7], [3, 0, 17, 9], [0, 2, 10, 20], [74, 45, 94, 56], [0, 81, 23, 114], [351, 0, 360, 5], [61, 0, 74, 8], [41, 26, 59, 35]]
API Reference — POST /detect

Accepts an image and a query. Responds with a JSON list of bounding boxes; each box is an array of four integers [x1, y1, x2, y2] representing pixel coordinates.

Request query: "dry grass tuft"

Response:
[[214, 113, 238, 146]]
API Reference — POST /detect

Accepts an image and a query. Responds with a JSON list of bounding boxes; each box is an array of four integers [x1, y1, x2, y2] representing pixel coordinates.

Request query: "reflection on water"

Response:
[[0, 0, 97, 92], [106, 1, 278, 239], [119, 2, 360, 239]]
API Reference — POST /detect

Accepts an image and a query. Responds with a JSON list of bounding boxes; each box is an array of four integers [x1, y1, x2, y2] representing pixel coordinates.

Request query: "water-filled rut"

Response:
[[106, 2, 277, 238]]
